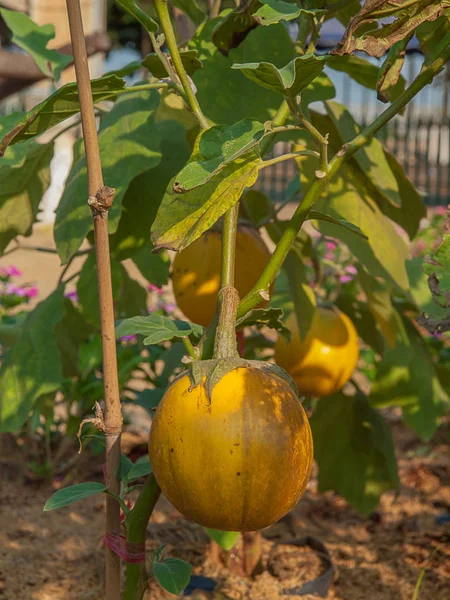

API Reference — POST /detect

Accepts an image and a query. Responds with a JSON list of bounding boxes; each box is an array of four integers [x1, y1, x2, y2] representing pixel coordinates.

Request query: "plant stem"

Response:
[[65, 2, 122, 598], [124, 474, 161, 600], [220, 202, 239, 288], [238, 37, 450, 319], [286, 96, 328, 171], [258, 150, 319, 171], [183, 336, 199, 359], [210, 0, 222, 18], [153, 0, 209, 129]]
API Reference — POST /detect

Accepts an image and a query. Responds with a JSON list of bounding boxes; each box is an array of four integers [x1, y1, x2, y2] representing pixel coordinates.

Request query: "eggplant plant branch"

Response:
[[237, 36, 450, 319], [65, 1, 123, 598]]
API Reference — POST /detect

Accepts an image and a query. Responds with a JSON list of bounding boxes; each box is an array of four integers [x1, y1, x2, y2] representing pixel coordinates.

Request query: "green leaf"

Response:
[[232, 54, 327, 98], [132, 246, 171, 287], [0, 75, 126, 154], [115, 315, 203, 345], [54, 88, 162, 263], [301, 72, 336, 110], [283, 251, 316, 340], [43, 482, 107, 511], [253, 1, 326, 26], [416, 10, 450, 55], [309, 109, 425, 239], [327, 54, 405, 102], [142, 50, 202, 78], [151, 153, 260, 252], [376, 35, 411, 103], [0, 287, 65, 432], [153, 558, 192, 595], [335, 294, 384, 355], [55, 299, 94, 378], [110, 119, 191, 260], [174, 119, 265, 191], [370, 319, 449, 441], [77, 255, 148, 327], [135, 388, 165, 410], [310, 391, 399, 516], [236, 307, 290, 340], [78, 335, 103, 378], [358, 268, 408, 348], [211, 2, 259, 54], [406, 257, 447, 318], [117, 453, 134, 482], [308, 210, 368, 239], [171, 0, 205, 26], [205, 529, 239, 550], [325, 101, 402, 209], [0, 8, 71, 80], [332, 0, 450, 58], [128, 455, 152, 482], [0, 141, 53, 253], [115, 0, 158, 33], [190, 21, 295, 124]]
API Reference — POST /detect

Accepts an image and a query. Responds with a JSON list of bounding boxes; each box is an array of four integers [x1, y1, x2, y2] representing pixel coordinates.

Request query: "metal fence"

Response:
[[258, 53, 450, 206]]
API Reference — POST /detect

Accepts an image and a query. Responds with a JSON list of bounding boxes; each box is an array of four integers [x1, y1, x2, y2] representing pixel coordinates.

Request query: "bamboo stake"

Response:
[[65, 1, 122, 598]]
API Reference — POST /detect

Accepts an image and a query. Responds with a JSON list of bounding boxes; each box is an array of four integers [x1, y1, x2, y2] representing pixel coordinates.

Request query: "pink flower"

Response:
[[0, 265, 22, 278], [5, 284, 38, 298], [326, 241, 337, 251], [325, 251, 335, 260], [25, 286, 38, 298], [340, 275, 354, 284], [65, 290, 78, 301], [163, 302, 176, 314], [345, 265, 358, 275], [415, 240, 427, 252], [147, 283, 164, 295], [434, 206, 448, 216]]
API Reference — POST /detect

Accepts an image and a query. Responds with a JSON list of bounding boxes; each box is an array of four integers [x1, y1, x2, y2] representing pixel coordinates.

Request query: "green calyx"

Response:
[[188, 357, 300, 403]]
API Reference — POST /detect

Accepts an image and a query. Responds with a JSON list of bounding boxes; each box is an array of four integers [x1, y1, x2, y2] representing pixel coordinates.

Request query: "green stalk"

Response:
[[124, 474, 161, 600], [153, 0, 209, 129], [220, 202, 239, 289], [237, 36, 450, 319]]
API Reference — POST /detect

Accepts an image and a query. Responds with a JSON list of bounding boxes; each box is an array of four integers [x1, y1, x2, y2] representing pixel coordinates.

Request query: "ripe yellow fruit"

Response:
[[172, 226, 271, 327], [275, 307, 359, 397], [149, 366, 313, 532]]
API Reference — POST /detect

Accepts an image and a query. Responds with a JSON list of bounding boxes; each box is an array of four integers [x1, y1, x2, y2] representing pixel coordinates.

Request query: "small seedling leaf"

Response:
[[205, 529, 240, 550], [128, 455, 152, 482], [44, 482, 106, 512], [153, 558, 192, 595]]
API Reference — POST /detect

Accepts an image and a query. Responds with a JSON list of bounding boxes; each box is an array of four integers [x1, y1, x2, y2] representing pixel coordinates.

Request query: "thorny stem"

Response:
[[237, 38, 450, 319], [124, 475, 161, 600], [65, 2, 122, 599], [153, 0, 209, 129]]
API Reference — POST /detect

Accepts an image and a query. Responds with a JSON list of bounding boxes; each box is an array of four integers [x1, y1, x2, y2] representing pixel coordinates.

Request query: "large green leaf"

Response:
[[309, 109, 425, 239], [55, 299, 94, 377], [151, 154, 260, 251], [54, 89, 162, 263], [77, 255, 148, 327], [416, 10, 450, 55], [0, 8, 71, 80], [376, 35, 411, 103], [0, 287, 65, 432], [115, 0, 158, 32], [132, 246, 170, 287], [0, 75, 126, 154], [153, 558, 192, 596], [296, 150, 411, 295], [115, 315, 203, 345], [174, 119, 265, 191], [332, 0, 450, 57], [358, 268, 408, 348], [310, 391, 399, 516], [232, 54, 327, 98], [335, 294, 384, 355], [44, 482, 107, 512], [406, 257, 447, 319], [370, 319, 449, 441], [253, 1, 326, 26], [327, 54, 405, 101], [211, 2, 259, 54], [190, 20, 295, 124], [171, 0, 205, 26], [110, 119, 191, 260], [325, 101, 401, 208], [0, 141, 54, 253]]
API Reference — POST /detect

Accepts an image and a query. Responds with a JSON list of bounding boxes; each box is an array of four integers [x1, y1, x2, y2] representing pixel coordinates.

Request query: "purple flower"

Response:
[[65, 290, 78, 301], [0, 265, 22, 278], [434, 206, 448, 216], [118, 334, 137, 342], [340, 275, 354, 284], [4, 284, 38, 298], [345, 265, 358, 275], [164, 302, 176, 314], [148, 283, 164, 295]]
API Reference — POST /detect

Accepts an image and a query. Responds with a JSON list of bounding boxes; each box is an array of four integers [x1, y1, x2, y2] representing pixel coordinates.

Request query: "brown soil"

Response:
[[1, 416, 449, 600]]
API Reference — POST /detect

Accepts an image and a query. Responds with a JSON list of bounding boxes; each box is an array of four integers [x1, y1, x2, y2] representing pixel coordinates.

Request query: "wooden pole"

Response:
[[65, 1, 122, 598]]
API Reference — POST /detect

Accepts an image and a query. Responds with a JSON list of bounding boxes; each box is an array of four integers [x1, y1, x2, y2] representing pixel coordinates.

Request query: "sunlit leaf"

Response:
[[115, 315, 203, 345]]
